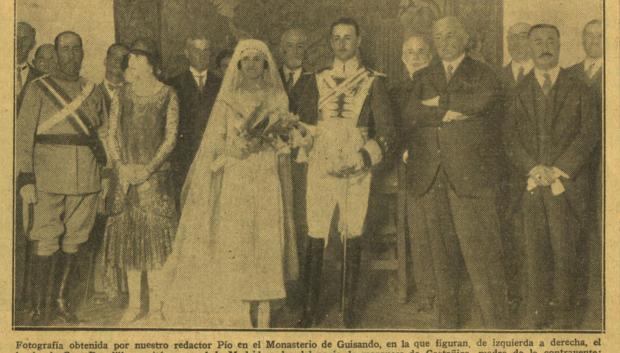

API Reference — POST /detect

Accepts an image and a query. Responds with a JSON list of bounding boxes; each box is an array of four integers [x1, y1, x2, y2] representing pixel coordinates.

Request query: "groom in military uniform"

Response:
[[17, 31, 107, 325], [296, 18, 395, 328]]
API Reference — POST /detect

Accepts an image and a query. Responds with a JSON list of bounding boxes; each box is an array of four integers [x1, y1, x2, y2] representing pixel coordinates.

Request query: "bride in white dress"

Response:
[[152, 39, 298, 328]]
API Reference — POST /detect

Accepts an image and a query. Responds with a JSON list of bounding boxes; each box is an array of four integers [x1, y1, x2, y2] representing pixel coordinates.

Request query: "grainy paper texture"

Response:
[[2, 0, 619, 351]]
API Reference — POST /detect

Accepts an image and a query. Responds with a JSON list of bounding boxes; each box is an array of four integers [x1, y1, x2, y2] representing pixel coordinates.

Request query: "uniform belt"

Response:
[[35, 134, 94, 146]]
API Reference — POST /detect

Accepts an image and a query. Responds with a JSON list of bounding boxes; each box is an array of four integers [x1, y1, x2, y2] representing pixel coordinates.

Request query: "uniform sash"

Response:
[[36, 76, 106, 165]]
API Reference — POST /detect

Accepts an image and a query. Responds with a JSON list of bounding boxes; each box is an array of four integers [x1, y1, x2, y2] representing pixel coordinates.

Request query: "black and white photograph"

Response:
[[12, 0, 605, 331]]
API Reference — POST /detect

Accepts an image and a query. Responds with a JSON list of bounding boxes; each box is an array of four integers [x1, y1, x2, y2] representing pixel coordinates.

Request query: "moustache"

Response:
[[539, 52, 554, 58]]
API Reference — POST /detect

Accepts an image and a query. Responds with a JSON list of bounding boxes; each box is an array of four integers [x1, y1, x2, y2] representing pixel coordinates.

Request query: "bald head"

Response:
[[54, 31, 83, 78], [17, 22, 36, 64], [402, 36, 432, 76], [432, 16, 469, 61], [583, 19, 602, 59], [507, 22, 532, 62], [280, 28, 308, 70], [33, 44, 57, 74]]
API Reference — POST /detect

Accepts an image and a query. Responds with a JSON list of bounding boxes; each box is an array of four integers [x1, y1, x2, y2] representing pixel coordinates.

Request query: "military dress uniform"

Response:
[[296, 57, 395, 327], [16, 74, 106, 324]]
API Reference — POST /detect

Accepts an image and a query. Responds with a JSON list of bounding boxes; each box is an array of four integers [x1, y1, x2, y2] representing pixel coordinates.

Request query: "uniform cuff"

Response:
[[361, 139, 383, 166]]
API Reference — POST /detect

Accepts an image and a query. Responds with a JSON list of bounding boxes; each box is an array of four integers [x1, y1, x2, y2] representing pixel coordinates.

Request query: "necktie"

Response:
[[586, 62, 597, 79], [542, 72, 552, 96], [16, 66, 23, 95], [517, 66, 525, 83], [197, 75, 205, 91], [446, 64, 454, 82], [286, 71, 295, 91]]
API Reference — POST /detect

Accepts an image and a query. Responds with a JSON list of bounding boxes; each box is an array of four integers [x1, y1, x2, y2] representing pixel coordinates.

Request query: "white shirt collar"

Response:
[[442, 53, 466, 75], [583, 57, 603, 76], [510, 59, 533, 81], [534, 65, 561, 89], [189, 67, 208, 88], [332, 57, 361, 77], [283, 65, 302, 86], [190, 67, 208, 78]]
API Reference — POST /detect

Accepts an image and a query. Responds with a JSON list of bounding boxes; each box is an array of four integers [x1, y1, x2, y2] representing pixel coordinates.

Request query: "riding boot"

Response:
[[29, 253, 55, 326], [341, 237, 362, 328], [298, 237, 324, 328], [55, 252, 79, 324], [42, 252, 59, 325]]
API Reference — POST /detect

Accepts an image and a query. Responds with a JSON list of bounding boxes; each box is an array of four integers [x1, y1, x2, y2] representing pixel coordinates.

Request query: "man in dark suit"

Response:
[[503, 24, 598, 329], [499, 22, 534, 314], [277, 28, 314, 310], [169, 36, 222, 194], [403, 16, 507, 328], [16, 22, 43, 113], [565, 18, 603, 326], [279, 28, 314, 113], [501, 23, 534, 96], [392, 35, 436, 313]]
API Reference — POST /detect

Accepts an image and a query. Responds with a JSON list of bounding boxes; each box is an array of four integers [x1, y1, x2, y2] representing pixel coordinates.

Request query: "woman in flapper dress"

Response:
[[105, 47, 179, 323]]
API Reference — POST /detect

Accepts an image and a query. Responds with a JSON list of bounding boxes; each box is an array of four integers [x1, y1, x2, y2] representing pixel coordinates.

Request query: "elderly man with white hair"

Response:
[[403, 16, 507, 328]]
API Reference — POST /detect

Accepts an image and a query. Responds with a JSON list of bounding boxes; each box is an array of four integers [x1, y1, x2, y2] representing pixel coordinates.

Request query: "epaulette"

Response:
[[316, 66, 331, 74]]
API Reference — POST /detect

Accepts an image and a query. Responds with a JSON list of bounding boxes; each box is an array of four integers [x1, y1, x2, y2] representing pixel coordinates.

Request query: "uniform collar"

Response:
[[534, 65, 561, 89], [332, 57, 361, 77]]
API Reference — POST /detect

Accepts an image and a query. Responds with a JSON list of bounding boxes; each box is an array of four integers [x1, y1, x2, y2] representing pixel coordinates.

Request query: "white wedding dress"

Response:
[[151, 39, 295, 328]]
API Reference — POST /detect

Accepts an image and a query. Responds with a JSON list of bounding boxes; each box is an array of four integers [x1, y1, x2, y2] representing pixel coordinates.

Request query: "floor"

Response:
[[14, 242, 603, 331]]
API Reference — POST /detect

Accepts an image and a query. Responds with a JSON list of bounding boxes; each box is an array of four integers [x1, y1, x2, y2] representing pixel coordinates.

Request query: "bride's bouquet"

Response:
[[212, 101, 310, 171], [238, 102, 301, 149]]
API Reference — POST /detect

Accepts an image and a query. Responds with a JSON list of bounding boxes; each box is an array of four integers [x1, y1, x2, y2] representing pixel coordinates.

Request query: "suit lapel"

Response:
[[183, 70, 199, 92], [504, 63, 518, 86], [551, 70, 571, 124], [100, 83, 112, 111], [279, 67, 286, 86], [429, 60, 447, 93], [518, 73, 537, 124]]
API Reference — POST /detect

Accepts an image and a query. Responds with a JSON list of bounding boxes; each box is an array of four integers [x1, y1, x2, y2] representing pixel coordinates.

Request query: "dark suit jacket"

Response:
[[566, 61, 602, 98], [403, 56, 503, 197], [500, 63, 520, 99], [503, 70, 599, 216], [279, 67, 314, 114], [16, 65, 43, 113], [168, 70, 221, 187]]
